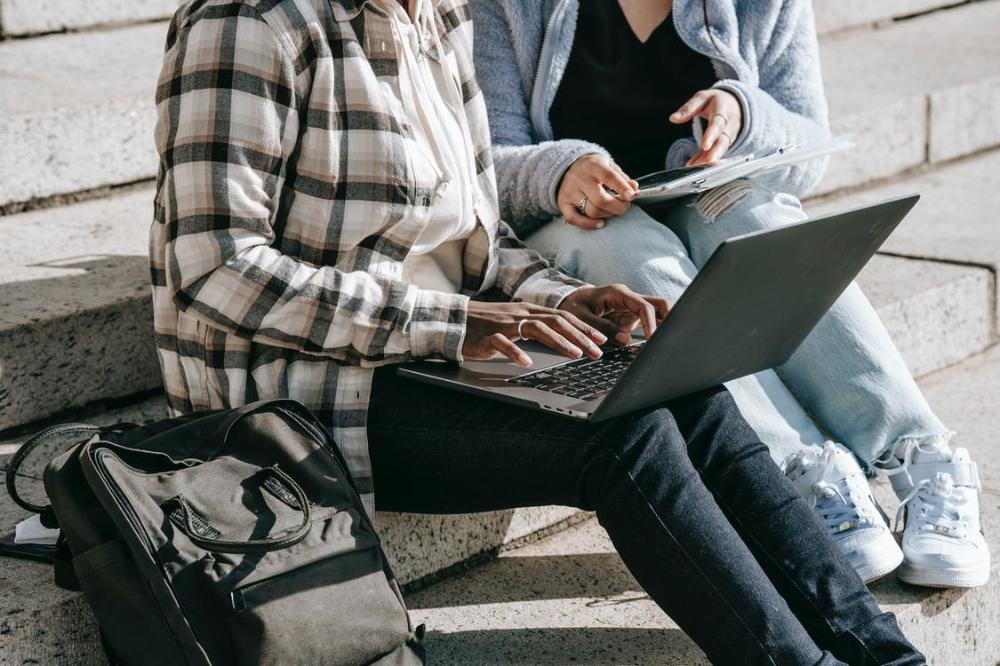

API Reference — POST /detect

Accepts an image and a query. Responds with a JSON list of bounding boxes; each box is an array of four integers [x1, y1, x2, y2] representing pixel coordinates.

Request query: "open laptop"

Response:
[[398, 195, 919, 422]]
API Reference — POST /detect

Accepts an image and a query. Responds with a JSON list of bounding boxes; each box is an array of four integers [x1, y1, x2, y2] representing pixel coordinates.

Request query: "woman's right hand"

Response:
[[557, 154, 639, 230], [462, 301, 611, 367]]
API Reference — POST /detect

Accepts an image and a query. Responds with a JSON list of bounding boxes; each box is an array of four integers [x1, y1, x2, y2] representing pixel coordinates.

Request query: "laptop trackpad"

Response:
[[409, 341, 576, 387], [465, 341, 573, 375]]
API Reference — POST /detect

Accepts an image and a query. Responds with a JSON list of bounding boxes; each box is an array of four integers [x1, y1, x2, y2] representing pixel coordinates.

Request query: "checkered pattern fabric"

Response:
[[149, 0, 585, 513]]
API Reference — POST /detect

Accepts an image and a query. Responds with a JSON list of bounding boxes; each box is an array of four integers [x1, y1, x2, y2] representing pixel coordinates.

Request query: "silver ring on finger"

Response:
[[712, 112, 729, 126], [719, 129, 734, 145], [517, 318, 529, 340], [576, 197, 589, 216]]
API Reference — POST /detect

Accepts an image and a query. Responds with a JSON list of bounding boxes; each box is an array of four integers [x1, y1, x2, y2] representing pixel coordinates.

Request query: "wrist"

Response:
[[547, 142, 611, 214], [557, 285, 593, 310]]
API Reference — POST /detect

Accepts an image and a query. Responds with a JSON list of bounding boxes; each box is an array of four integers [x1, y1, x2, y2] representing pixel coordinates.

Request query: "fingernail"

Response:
[[594, 331, 608, 343], [616, 331, 631, 345], [671, 112, 682, 120], [596, 222, 605, 229]]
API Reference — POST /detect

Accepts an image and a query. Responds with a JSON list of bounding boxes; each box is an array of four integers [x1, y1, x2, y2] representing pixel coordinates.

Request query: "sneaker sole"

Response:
[[857, 548, 904, 584], [847, 529, 904, 584], [896, 561, 991, 588]]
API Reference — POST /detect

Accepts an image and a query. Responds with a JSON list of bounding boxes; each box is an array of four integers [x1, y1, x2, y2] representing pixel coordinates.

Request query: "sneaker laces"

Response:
[[894, 472, 969, 538], [813, 479, 869, 533], [874, 438, 950, 488], [788, 444, 871, 534]]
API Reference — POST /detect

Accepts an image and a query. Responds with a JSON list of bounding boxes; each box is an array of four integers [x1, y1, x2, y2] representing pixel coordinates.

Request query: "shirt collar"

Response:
[[330, 0, 370, 21]]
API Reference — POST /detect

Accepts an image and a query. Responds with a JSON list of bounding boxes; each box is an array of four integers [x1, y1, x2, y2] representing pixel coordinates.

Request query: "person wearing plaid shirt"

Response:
[[149, 0, 923, 662]]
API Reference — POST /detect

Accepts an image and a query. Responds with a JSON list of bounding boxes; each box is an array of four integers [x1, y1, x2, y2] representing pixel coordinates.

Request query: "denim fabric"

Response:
[[524, 181, 952, 468], [367, 368, 925, 665]]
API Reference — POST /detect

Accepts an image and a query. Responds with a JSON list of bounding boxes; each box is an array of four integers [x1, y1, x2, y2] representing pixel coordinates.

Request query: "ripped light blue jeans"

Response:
[[526, 180, 952, 468]]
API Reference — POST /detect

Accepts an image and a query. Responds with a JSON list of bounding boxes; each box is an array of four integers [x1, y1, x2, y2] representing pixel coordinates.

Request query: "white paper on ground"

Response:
[[14, 514, 59, 545]]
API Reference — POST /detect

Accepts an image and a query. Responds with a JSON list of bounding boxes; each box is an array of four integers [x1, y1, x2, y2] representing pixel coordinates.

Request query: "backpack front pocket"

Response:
[[190, 508, 410, 665]]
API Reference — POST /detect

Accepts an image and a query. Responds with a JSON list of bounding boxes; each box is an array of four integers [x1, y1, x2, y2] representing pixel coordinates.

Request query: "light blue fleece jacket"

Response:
[[470, 0, 831, 235]]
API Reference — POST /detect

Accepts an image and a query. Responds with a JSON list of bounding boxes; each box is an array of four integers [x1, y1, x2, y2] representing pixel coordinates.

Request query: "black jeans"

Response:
[[368, 368, 925, 665]]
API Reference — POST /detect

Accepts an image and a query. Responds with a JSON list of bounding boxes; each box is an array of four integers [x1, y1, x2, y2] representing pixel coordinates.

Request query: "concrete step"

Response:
[[814, 0, 985, 35], [817, 0, 1000, 195], [0, 23, 166, 209], [853, 254, 992, 378], [406, 343, 1000, 665], [1, 0, 951, 38], [0, 0, 975, 37], [0, 182, 992, 430], [808, 148, 1000, 330], [0, 187, 160, 431], [0, 0, 179, 37]]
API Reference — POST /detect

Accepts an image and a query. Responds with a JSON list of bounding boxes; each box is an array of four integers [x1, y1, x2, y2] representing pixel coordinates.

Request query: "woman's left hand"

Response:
[[670, 89, 743, 167], [559, 284, 670, 345]]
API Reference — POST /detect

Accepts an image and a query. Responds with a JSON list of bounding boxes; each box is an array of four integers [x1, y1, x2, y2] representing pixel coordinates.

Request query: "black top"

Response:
[[549, 1, 717, 178]]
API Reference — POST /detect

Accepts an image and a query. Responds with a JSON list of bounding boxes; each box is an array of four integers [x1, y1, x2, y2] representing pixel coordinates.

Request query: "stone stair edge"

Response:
[[815, 0, 1000, 196], [0, 0, 986, 38], [807, 147, 1000, 337], [813, 0, 994, 35], [0, 0, 181, 38]]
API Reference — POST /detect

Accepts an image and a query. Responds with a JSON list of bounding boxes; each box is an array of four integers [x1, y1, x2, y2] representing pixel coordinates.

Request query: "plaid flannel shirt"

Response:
[[149, 0, 585, 514]]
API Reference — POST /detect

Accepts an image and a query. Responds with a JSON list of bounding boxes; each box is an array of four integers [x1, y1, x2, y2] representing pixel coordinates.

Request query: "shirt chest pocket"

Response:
[[371, 72, 446, 210]]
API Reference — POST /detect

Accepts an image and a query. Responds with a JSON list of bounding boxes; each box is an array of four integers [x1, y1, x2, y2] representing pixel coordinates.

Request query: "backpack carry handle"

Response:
[[204, 399, 303, 452], [6, 423, 102, 515], [170, 465, 312, 555], [7, 422, 137, 522]]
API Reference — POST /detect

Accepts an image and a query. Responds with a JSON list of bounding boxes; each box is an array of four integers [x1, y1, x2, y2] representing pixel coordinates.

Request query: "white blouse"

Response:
[[373, 0, 480, 294]]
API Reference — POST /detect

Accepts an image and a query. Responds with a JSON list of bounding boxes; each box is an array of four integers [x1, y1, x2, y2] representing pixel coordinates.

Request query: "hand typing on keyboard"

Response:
[[510, 344, 644, 401], [462, 284, 669, 369]]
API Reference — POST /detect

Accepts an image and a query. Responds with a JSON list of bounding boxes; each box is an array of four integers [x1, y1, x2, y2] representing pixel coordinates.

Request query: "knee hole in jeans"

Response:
[[694, 178, 754, 222]]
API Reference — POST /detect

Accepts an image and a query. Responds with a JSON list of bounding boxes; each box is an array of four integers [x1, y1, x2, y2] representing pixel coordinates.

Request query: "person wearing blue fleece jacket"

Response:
[[472, 0, 990, 592]]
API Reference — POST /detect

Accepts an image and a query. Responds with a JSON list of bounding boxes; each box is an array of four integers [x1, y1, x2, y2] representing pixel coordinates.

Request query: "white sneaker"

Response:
[[783, 442, 903, 583], [885, 441, 991, 588]]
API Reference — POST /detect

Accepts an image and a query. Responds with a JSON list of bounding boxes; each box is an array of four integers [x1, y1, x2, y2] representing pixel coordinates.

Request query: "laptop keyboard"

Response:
[[508, 344, 643, 401]]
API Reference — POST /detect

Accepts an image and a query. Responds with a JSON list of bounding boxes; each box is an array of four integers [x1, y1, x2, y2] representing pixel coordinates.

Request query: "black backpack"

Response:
[[7, 399, 425, 665]]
